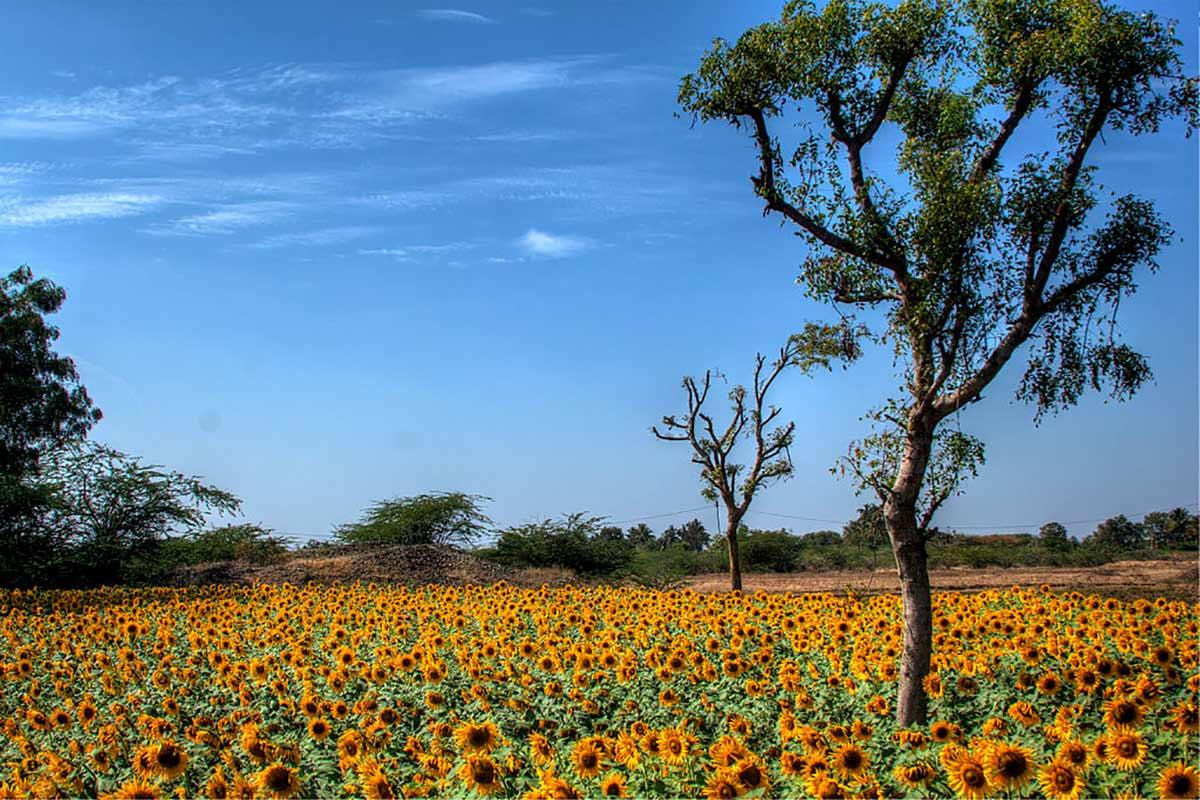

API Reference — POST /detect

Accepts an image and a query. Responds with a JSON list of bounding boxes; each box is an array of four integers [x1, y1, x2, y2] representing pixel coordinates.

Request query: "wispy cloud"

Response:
[[148, 201, 293, 236], [358, 242, 474, 260], [517, 228, 593, 258], [248, 226, 375, 249], [0, 192, 164, 227], [417, 9, 496, 23]]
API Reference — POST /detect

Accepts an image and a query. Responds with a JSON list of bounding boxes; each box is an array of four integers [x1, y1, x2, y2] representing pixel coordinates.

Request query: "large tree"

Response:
[[653, 326, 856, 589], [1, 266, 102, 583], [680, 0, 1194, 724]]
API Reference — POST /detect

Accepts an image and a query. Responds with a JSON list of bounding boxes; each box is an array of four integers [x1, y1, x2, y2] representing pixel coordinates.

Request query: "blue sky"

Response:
[[2, 0, 1196, 542]]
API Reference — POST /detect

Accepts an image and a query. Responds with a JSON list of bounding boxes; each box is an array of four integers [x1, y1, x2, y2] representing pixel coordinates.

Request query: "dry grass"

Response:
[[684, 554, 1198, 600]]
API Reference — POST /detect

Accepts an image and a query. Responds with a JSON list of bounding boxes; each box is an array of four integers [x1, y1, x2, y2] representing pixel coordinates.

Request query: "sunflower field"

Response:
[[0, 583, 1196, 800]]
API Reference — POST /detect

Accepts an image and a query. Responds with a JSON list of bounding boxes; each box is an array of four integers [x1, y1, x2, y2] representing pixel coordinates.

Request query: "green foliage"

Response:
[[34, 442, 241, 585], [678, 0, 1194, 555], [488, 513, 635, 576], [658, 518, 710, 552], [842, 503, 889, 548], [0, 266, 102, 585], [1142, 508, 1198, 550], [626, 523, 656, 548], [170, 523, 289, 566], [1038, 521, 1073, 551], [1085, 514, 1145, 551], [335, 492, 491, 547]]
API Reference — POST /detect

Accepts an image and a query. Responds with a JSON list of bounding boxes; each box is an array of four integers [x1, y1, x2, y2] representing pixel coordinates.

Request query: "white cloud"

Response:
[[149, 201, 293, 236], [0, 192, 163, 226], [517, 228, 592, 258], [358, 242, 474, 261], [417, 9, 496, 23]]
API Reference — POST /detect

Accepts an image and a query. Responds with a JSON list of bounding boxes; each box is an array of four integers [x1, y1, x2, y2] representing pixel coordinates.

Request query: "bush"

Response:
[[335, 492, 491, 546], [488, 514, 635, 576]]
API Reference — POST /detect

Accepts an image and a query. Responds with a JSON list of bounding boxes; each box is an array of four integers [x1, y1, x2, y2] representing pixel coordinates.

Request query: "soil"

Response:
[[168, 543, 518, 587], [683, 554, 1199, 600]]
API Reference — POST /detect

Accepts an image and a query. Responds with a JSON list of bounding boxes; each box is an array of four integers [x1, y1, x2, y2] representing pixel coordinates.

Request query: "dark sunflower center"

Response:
[[963, 766, 986, 787], [581, 753, 597, 769], [468, 729, 491, 748], [1117, 739, 1138, 757], [998, 752, 1027, 777], [841, 751, 862, 770], [1054, 768, 1074, 790], [472, 762, 496, 785], [1168, 775, 1193, 795], [267, 767, 292, 790], [157, 747, 182, 768]]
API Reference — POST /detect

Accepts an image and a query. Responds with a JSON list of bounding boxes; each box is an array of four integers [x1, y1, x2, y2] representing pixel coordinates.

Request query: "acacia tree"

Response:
[[679, 0, 1194, 724], [654, 325, 856, 590]]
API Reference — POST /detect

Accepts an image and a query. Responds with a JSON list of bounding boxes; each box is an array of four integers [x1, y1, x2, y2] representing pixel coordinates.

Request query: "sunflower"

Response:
[[1104, 697, 1145, 730], [733, 758, 769, 793], [308, 718, 331, 740], [657, 728, 692, 766], [984, 743, 1034, 792], [1107, 731, 1146, 771], [1007, 701, 1040, 727], [1036, 672, 1061, 695], [930, 720, 956, 743], [945, 753, 990, 800], [780, 752, 806, 777], [1169, 701, 1199, 735], [256, 763, 301, 798], [892, 762, 936, 789], [1037, 760, 1084, 800], [455, 721, 501, 754], [832, 744, 869, 779], [703, 768, 745, 800], [570, 740, 604, 779], [204, 769, 230, 799], [598, 773, 627, 798], [1056, 740, 1088, 770], [460, 755, 502, 796], [1157, 762, 1200, 800], [357, 760, 396, 800], [152, 741, 189, 780], [99, 779, 161, 800]]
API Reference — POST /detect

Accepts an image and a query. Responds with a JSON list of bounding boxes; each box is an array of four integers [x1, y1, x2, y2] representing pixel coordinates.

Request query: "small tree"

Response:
[[335, 492, 491, 547], [1087, 514, 1145, 551], [653, 326, 856, 590], [1142, 508, 1198, 550], [626, 523, 655, 549], [39, 442, 241, 584], [1038, 521, 1072, 551], [842, 503, 888, 548], [680, 0, 1194, 724]]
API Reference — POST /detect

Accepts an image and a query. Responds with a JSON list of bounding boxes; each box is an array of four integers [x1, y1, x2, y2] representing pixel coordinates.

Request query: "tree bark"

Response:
[[725, 516, 743, 592], [885, 420, 935, 728]]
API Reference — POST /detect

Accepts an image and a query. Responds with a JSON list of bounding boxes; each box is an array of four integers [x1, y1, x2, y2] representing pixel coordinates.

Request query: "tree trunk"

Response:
[[885, 421, 935, 728], [725, 516, 742, 592], [893, 533, 932, 726]]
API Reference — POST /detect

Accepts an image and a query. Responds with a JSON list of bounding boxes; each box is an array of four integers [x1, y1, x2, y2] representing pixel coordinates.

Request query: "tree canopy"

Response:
[[335, 492, 492, 547]]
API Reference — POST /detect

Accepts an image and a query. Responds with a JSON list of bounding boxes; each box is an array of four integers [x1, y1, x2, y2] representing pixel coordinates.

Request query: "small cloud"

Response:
[[358, 242, 474, 261], [417, 8, 497, 23], [517, 228, 592, 259], [0, 192, 163, 226], [49, 69, 76, 79]]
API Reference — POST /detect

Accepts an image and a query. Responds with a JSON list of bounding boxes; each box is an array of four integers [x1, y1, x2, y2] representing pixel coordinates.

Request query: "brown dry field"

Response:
[[684, 554, 1199, 600]]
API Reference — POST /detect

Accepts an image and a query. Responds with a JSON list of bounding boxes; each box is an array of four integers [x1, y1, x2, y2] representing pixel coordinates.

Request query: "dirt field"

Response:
[[684, 555, 1199, 599]]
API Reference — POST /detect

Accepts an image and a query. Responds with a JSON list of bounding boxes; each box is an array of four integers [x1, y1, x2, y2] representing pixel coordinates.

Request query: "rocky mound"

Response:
[[168, 543, 516, 587]]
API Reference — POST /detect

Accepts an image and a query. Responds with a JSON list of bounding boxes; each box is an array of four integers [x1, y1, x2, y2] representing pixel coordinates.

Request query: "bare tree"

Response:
[[653, 325, 856, 590]]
